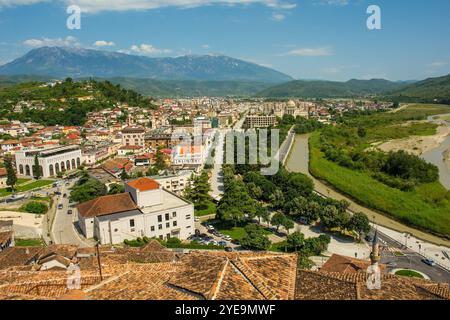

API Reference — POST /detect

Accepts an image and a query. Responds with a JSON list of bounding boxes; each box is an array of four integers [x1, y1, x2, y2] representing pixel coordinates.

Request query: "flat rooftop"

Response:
[[141, 190, 191, 214]]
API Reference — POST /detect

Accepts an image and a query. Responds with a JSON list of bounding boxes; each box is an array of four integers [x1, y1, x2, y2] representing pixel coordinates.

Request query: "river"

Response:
[[285, 133, 450, 247], [422, 114, 450, 190]]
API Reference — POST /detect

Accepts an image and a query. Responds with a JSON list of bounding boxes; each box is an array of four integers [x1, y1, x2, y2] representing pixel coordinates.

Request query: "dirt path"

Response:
[[286, 134, 450, 247]]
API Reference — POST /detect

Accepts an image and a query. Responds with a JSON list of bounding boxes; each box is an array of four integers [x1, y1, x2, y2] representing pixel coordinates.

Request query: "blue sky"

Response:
[[0, 0, 449, 81]]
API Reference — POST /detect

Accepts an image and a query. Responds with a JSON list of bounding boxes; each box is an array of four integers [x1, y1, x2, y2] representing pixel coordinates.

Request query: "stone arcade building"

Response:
[[15, 145, 82, 178]]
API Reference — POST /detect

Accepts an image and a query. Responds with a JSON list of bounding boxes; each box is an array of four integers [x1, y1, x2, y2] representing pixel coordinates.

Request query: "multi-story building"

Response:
[[243, 115, 277, 129], [122, 127, 145, 148], [77, 177, 194, 245], [152, 171, 193, 196], [15, 145, 82, 178]]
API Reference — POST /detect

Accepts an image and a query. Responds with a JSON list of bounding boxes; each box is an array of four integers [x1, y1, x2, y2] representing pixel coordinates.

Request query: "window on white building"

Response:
[[130, 219, 135, 228], [186, 215, 191, 220]]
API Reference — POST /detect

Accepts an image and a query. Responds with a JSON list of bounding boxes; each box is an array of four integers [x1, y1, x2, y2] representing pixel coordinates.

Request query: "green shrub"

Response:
[[21, 201, 48, 214]]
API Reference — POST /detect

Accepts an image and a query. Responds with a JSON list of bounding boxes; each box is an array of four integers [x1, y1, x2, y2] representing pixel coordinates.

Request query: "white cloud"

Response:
[[0, 0, 49, 8], [284, 47, 333, 57], [201, 44, 210, 49], [271, 13, 285, 21], [427, 61, 448, 68], [0, 0, 297, 12], [129, 43, 172, 55], [314, 0, 349, 6], [93, 40, 115, 47], [23, 36, 80, 48]]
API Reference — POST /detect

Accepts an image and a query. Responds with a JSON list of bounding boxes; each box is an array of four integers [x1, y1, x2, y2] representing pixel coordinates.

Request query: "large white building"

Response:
[[15, 145, 82, 178], [77, 177, 194, 245]]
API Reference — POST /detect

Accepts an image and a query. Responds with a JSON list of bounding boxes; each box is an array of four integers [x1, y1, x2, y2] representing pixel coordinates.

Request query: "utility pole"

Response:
[[96, 242, 103, 281]]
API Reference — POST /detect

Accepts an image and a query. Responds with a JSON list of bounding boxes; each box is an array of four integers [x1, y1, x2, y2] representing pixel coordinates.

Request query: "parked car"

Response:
[[225, 247, 233, 252], [208, 240, 218, 246], [422, 259, 436, 266], [224, 235, 232, 241], [58, 204, 63, 210], [63, 193, 67, 198], [206, 225, 215, 231], [218, 241, 227, 247], [67, 210, 73, 215], [194, 217, 199, 222]]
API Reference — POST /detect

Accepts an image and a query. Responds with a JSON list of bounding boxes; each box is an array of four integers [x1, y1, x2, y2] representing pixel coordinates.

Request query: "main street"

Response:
[[210, 110, 248, 201], [51, 179, 92, 247], [378, 231, 450, 283]]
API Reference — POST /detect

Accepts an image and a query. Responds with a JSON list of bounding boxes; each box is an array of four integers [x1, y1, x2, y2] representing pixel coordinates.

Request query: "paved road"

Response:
[[209, 110, 248, 201], [377, 232, 450, 283], [51, 179, 92, 247]]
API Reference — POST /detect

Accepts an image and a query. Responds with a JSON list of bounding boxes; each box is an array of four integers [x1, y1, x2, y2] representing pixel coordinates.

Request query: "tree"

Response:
[[190, 172, 212, 209], [154, 149, 167, 170], [70, 178, 107, 203], [108, 183, 125, 195], [120, 168, 129, 180], [4, 157, 17, 192], [348, 212, 371, 241], [320, 205, 351, 231], [271, 213, 286, 232], [269, 189, 285, 210], [255, 204, 270, 225], [32, 154, 42, 180], [240, 224, 272, 251], [281, 216, 294, 235], [247, 182, 263, 200], [357, 127, 367, 138], [287, 232, 305, 252], [146, 166, 159, 176]]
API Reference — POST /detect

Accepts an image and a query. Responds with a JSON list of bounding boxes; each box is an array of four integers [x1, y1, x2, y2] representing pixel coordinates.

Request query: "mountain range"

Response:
[[0, 46, 449, 102], [0, 46, 292, 83]]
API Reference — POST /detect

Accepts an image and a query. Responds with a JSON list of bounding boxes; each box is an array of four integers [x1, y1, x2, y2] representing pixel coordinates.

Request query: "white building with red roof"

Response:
[[77, 177, 194, 245]]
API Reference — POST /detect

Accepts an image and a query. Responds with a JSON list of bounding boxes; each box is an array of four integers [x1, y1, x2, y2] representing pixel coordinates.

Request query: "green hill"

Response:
[[386, 74, 450, 104], [256, 79, 407, 98]]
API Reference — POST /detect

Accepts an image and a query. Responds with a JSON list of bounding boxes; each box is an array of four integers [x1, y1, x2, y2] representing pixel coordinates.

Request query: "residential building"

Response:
[[243, 115, 277, 129], [122, 126, 145, 148]]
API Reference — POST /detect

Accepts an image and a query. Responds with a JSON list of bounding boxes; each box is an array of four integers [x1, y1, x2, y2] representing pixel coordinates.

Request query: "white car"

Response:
[[207, 225, 215, 231], [194, 217, 200, 222]]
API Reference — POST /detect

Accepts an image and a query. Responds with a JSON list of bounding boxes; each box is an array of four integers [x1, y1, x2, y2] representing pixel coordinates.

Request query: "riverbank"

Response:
[[286, 133, 450, 247], [376, 124, 450, 156]]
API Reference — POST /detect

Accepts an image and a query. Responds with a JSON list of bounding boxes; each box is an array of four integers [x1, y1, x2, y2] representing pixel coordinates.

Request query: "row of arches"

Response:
[[18, 157, 81, 177]]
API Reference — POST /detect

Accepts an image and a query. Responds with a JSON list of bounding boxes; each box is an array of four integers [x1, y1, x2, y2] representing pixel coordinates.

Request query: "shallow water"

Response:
[[422, 114, 450, 190]]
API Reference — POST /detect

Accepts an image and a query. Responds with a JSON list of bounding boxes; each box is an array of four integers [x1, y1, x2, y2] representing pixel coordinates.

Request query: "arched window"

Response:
[[66, 160, 71, 171], [55, 163, 60, 173], [25, 165, 31, 176], [72, 159, 76, 169], [76, 157, 81, 167], [49, 164, 54, 176], [19, 165, 24, 175], [61, 161, 65, 172]]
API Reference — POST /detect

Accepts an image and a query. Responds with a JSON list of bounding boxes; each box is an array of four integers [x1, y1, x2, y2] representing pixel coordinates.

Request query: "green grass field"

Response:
[[211, 220, 273, 241], [0, 179, 54, 197], [395, 269, 424, 279], [194, 201, 217, 217], [309, 132, 450, 238], [14, 238, 44, 247]]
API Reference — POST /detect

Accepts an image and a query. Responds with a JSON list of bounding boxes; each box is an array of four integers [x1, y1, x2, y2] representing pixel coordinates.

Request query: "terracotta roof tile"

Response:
[[77, 193, 139, 218], [126, 178, 161, 192]]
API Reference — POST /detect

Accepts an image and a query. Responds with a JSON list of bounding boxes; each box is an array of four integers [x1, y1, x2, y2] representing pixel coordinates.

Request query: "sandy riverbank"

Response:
[[444, 148, 450, 171], [376, 124, 450, 156]]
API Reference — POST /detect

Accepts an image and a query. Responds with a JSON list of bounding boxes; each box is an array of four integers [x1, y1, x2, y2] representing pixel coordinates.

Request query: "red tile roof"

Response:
[[126, 178, 160, 192], [77, 193, 139, 218]]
